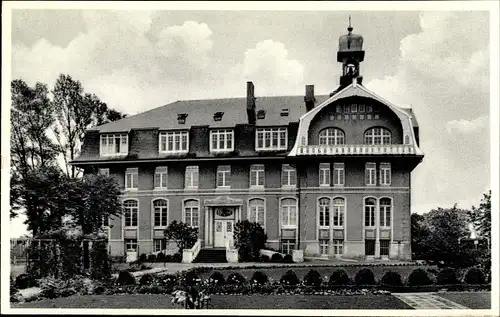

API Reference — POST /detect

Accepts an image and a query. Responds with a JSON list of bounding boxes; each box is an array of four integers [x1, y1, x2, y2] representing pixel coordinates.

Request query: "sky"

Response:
[[7, 7, 493, 237]]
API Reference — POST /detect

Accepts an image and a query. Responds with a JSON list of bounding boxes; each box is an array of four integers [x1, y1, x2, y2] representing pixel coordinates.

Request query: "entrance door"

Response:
[[214, 220, 234, 247]]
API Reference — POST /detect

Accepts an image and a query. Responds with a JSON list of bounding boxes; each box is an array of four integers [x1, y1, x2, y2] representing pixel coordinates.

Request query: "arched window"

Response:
[[379, 198, 392, 227], [364, 127, 391, 145], [184, 199, 199, 227], [280, 198, 297, 228], [153, 199, 168, 227], [318, 198, 330, 228], [319, 128, 345, 145], [364, 198, 376, 227], [123, 200, 138, 227], [249, 198, 265, 227], [333, 198, 345, 227]]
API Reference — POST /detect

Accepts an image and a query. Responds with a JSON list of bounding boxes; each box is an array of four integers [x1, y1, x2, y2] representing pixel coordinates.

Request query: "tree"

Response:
[[410, 213, 430, 260], [164, 221, 198, 255], [233, 220, 268, 262], [469, 190, 491, 241]]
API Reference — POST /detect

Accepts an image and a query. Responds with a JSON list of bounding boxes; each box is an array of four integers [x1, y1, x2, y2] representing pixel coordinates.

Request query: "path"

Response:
[[392, 293, 468, 309]]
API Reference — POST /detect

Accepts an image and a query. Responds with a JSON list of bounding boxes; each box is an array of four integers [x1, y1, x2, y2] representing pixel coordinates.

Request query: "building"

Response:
[[72, 22, 424, 261]]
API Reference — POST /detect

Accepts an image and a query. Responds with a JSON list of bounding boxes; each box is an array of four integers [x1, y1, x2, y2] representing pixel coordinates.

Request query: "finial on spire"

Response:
[[347, 15, 353, 34]]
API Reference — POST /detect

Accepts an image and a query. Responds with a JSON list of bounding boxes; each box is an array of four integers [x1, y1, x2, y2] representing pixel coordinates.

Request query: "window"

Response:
[[366, 105, 373, 112], [333, 163, 345, 186], [153, 199, 168, 227], [185, 166, 199, 189], [351, 104, 358, 113], [364, 127, 391, 145], [256, 127, 287, 151], [125, 239, 137, 252], [335, 105, 342, 113], [332, 198, 345, 227], [100, 134, 128, 156], [319, 128, 345, 145], [98, 168, 110, 176], [380, 240, 390, 256], [125, 168, 138, 190], [153, 239, 166, 253], [248, 198, 265, 227], [319, 240, 329, 255], [365, 240, 375, 256], [159, 131, 189, 153], [333, 240, 344, 256], [281, 198, 297, 228], [404, 135, 410, 145], [359, 104, 365, 112], [365, 163, 376, 186], [379, 198, 392, 228], [123, 200, 138, 227], [250, 165, 265, 188], [154, 166, 168, 189], [281, 239, 296, 254], [364, 198, 376, 227], [210, 129, 234, 152], [380, 163, 391, 185], [184, 199, 199, 227], [216, 165, 231, 188], [319, 163, 330, 186], [281, 164, 297, 187], [343, 104, 350, 113], [318, 198, 330, 228]]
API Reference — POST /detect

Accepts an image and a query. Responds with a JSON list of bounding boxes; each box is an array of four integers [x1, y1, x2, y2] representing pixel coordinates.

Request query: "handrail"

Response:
[[225, 240, 239, 263], [297, 144, 416, 155], [182, 239, 201, 263]]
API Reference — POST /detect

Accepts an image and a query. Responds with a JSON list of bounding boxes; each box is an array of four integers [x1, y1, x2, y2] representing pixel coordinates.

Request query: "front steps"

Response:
[[192, 248, 227, 263]]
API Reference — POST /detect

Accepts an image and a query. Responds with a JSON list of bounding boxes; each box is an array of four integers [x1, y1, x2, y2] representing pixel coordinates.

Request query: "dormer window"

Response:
[[210, 129, 234, 152], [257, 110, 266, 119], [213, 112, 224, 122], [100, 133, 128, 156], [280, 108, 289, 117], [159, 131, 189, 154], [256, 127, 287, 151], [177, 113, 188, 124]]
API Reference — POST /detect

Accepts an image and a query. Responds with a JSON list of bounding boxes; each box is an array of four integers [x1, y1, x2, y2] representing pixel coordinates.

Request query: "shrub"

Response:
[[116, 270, 136, 285], [90, 241, 112, 280], [164, 221, 198, 253], [464, 267, 486, 285], [329, 269, 350, 286], [303, 269, 322, 287], [407, 268, 432, 286], [148, 254, 157, 262], [15, 273, 36, 289], [171, 253, 182, 263], [139, 253, 147, 263], [139, 273, 154, 286], [184, 271, 200, 286], [227, 272, 247, 285], [271, 253, 283, 262], [209, 272, 225, 285], [437, 268, 459, 285], [354, 268, 376, 285], [234, 220, 268, 262], [260, 255, 270, 262], [251, 271, 268, 285], [156, 252, 166, 262], [281, 254, 294, 263], [380, 271, 403, 287], [280, 270, 299, 286]]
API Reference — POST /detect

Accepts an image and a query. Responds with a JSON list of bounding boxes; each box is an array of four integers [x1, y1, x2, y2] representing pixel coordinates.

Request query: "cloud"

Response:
[[446, 115, 488, 134]]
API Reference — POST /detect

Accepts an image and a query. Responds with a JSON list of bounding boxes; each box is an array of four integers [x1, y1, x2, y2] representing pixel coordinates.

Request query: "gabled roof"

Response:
[[92, 95, 332, 133]]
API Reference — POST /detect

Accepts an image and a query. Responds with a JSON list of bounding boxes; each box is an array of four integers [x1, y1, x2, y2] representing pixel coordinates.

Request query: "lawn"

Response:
[[435, 292, 491, 309], [11, 294, 412, 309]]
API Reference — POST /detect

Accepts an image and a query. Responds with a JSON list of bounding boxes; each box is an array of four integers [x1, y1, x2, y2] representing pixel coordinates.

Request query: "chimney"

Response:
[[304, 85, 316, 112], [246, 81, 256, 124]]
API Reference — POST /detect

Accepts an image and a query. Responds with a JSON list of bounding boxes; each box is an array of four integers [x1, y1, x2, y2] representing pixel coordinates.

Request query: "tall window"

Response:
[[379, 198, 392, 228], [153, 239, 166, 253], [210, 129, 234, 152], [319, 128, 345, 145], [123, 200, 138, 227], [281, 239, 296, 254], [256, 127, 287, 151], [380, 240, 390, 256], [319, 240, 329, 255], [154, 166, 168, 189], [98, 168, 110, 176], [364, 198, 376, 227], [281, 164, 297, 187], [125, 168, 138, 190], [153, 199, 168, 227], [332, 198, 345, 227], [159, 131, 189, 153], [216, 165, 231, 188], [250, 165, 265, 188], [364, 127, 391, 145], [280, 198, 297, 228], [318, 198, 330, 228], [100, 134, 128, 156], [333, 240, 344, 256], [379, 163, 391, 185], [365, 163, 376, 186], [333, 163, 345, 186], [319, 163, 330, 186], [185, 166, 199, 189], [184, 199, 199, 227], [125, 239, 137, 251], [249, 198, 265, 227]]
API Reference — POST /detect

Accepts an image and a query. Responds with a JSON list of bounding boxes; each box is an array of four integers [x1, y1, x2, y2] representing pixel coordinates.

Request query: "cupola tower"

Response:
[[337, 16, 365, 87]]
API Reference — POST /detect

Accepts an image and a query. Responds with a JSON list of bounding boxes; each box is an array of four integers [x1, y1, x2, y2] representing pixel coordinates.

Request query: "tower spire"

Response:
[[348, 15, 353, 34]]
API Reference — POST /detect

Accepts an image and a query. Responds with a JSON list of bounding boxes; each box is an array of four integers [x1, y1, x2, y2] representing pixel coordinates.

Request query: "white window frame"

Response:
[[333, 239, 344, 256], [153, 239, 166, 253], [100, 134, 128, 156], [318, 197, 330, 229], [98, 168, 110, 176], [183, 199, 200, 228], [125, 168, 138, 191], [380, 163, 391, 186], [123, 199, 138, 228], [248, 198, 266, 228], [364, 127, 391, 145], [333, 163, 345, 186], [125, 239, 138, 252], [255, 127, 288, 151], [319, 163, 330, 187], [364, 198, 376, 228], [185, 166, 199, 189], [319, 128, 345, 146], [281, 164, 297, 188], [281, 239, 296, 254], [332, 197, 345, 228], [159, 131, 189, 154], [280, 198, 298, 229], [210, 129, 234, 152], [365, 163, 377, 186], [319, 239, 329, 255], [379, 198, 392, 228], [250, 164, 265, 188], [152, 198, 169, 227], [154, 166, 168, 189], [216, 165, 231, 188]]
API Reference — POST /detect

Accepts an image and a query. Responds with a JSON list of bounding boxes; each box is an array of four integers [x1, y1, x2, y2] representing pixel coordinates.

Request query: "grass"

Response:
[[435, 292, 491, 309]]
